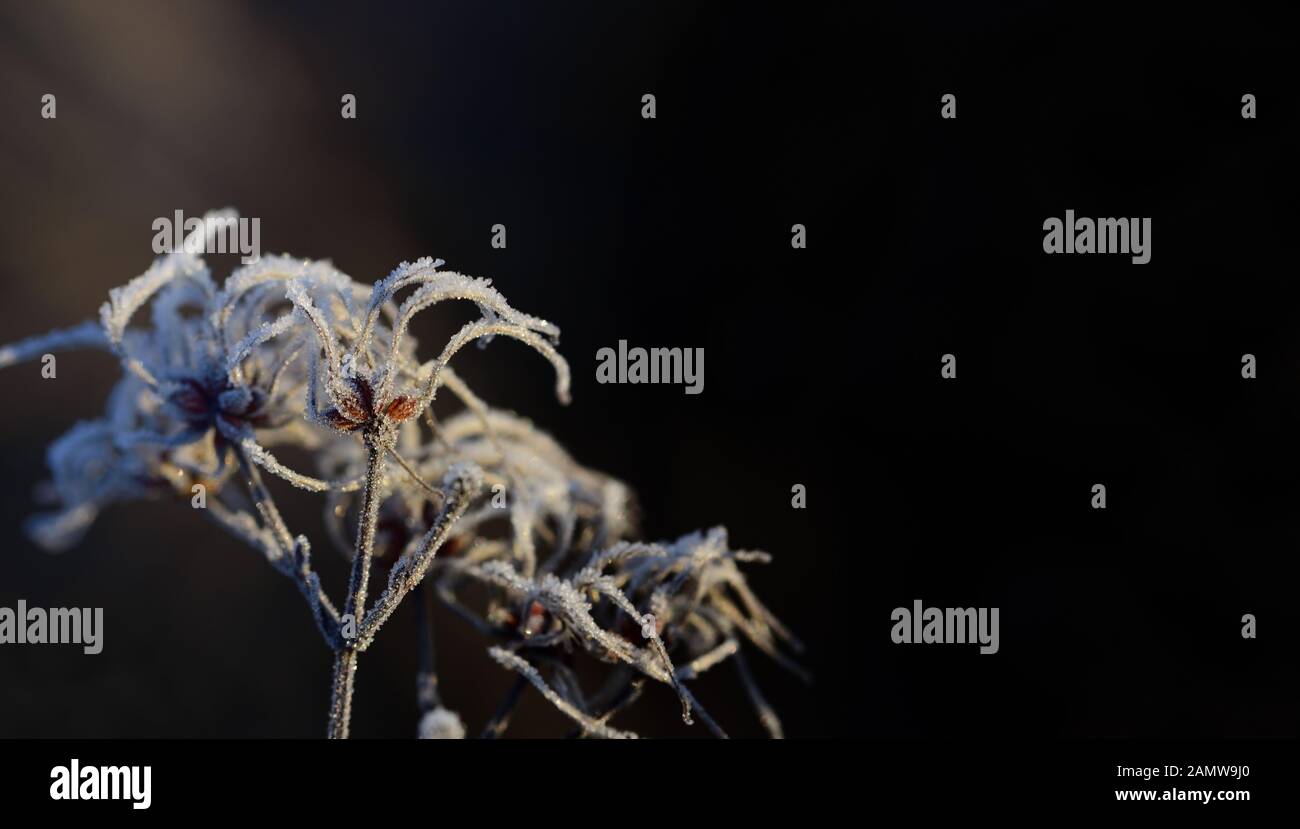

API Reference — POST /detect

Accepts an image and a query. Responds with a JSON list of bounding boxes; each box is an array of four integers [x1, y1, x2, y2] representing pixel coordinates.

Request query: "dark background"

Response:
[[0, 1, 1295, 739]]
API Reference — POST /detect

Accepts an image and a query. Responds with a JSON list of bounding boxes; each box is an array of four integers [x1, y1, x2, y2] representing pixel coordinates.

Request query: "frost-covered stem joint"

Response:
[[356, 464, 480, 650]]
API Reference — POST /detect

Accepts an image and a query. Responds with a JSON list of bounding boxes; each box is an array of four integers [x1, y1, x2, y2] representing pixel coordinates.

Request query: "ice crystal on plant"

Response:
[[0, 209, 803, 738], [417, 706, 466, 740]]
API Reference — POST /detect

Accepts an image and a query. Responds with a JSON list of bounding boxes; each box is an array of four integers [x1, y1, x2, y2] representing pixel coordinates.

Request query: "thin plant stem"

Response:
[[234, 444, 295, 556], [480, 676, 527, 738], [414, 581, 439, 711], [327, 432, 386, 739], [356, 465, 479, 649], [231, 446, 341, 647], [327, 650, 358, 740]]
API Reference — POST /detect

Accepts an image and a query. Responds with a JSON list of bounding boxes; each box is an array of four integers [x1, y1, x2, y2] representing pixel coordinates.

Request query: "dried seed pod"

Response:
[[384, 395, 419, 422]]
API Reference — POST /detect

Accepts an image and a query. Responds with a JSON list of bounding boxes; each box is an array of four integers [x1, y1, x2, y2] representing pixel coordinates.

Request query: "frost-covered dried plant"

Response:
[[0, 209, 803, 738]]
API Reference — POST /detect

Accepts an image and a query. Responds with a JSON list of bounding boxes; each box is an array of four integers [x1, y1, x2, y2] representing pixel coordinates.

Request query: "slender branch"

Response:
[[677, 684, 728, 739], [230, 447, 341, 647], [676, 638, 740, 681], [488, 647, 637, 739], [734, 648, 783, 739], [563, 675, 645, 739], [234, 445, 295, 555], [414, 581, 440, 711], [434, 580, 503, 637], [201, 495, 273, 553], [356, 464, 481, 649], [386, 444, 443, 501], [327, 432, 387, 739], [480, 676, 527, 739], [327, 650, 358, 739]]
